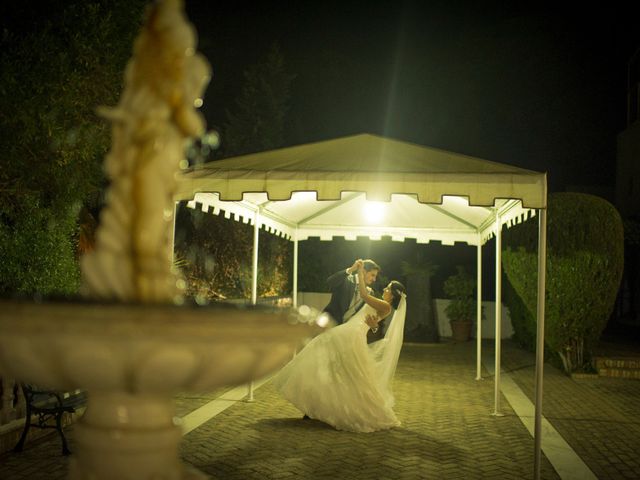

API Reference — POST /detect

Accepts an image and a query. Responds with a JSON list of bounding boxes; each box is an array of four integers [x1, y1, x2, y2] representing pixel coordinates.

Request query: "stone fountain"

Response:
[[0, 1, 324, 478]]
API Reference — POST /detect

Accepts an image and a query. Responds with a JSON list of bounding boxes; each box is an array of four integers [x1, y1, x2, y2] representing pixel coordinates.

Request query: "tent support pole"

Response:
[[251, 209, 260, 306], [247, 382, 254, 402], [493, 210, 503, 416], [476, 240, 482, 380], [171, 201, 178, 266], [293, 235, 299, 307], [247, 208, 260, 402], [534, 209, 547, 480]]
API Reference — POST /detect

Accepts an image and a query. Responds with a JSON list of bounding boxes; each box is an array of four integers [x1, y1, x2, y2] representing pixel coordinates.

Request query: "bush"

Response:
[[502, 192, 624, 373], [0, 197, 80, 296]]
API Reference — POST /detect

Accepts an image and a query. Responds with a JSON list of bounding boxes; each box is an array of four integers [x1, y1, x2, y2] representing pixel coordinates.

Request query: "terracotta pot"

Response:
[[450, 320, 473, 342]]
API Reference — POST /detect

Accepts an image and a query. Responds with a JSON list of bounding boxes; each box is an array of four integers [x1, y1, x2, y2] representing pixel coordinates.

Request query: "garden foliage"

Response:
[[0, 1, 146, 295], [502, 192, 624, 373], [174, 203, 292, 300]]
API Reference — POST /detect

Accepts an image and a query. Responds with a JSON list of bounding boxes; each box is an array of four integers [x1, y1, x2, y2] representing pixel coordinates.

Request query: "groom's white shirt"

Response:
[[343, 274, 364, 321]]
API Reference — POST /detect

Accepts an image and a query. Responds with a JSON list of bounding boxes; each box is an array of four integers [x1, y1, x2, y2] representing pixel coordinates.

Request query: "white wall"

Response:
[[296, 292, 513, 339], [434, 299, 512, 339], [296, 292, 331, 313]]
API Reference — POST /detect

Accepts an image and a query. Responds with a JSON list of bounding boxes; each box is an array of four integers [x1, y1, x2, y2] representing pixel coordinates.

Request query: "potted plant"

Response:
[[443, 266, 476, 342]]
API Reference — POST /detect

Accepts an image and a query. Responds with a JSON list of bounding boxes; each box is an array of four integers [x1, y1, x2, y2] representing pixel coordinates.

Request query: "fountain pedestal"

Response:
[[70, 393, 186, 479]]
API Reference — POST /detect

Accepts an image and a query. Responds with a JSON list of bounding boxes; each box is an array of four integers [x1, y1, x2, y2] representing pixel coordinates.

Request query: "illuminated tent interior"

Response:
[[175, 133, 549, 475]]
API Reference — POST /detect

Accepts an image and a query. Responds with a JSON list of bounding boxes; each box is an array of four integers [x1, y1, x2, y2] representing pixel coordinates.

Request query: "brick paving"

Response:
[[501, 342, 640, 480], [175, 388, 230, 418], [0, 340, 638, 479], [181, 342, 559, 479]]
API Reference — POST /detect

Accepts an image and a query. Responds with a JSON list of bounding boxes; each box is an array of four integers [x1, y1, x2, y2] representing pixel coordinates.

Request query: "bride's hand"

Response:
[[364, 314, 379, 329], [348, 259, 362, 275]]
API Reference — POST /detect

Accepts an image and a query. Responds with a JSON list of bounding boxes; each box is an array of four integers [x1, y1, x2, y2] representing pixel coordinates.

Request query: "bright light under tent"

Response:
[[362, 201, 386, 223]]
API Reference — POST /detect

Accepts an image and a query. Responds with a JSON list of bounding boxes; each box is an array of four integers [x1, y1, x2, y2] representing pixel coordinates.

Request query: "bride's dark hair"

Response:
[[389, 281, 406, 309]]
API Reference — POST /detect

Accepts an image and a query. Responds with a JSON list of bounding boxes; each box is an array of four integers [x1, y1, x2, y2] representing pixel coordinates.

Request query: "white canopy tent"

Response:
[[175, 133, 548, 479]]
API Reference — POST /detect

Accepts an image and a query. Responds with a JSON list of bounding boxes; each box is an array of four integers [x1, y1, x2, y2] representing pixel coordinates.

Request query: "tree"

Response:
[[174, 44, 297, 300], [0, 1, 147, 295], [401, 256, 438, 342], [222, 42, 296, 156]]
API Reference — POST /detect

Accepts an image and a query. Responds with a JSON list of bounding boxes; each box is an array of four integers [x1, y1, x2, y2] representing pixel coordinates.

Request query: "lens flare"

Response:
[[316, 312, 331, 328]]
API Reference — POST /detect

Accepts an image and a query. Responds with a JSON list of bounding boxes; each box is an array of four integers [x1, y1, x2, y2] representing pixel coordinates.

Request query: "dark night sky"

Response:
[[186, 1, 640, 194]]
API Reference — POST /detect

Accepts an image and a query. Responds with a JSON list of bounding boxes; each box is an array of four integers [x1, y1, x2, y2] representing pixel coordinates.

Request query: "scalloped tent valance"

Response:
[[183, 191, 535, 246]]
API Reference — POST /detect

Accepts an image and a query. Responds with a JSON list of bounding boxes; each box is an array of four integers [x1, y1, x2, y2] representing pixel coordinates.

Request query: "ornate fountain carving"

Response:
[[81, 0, 210, 303]]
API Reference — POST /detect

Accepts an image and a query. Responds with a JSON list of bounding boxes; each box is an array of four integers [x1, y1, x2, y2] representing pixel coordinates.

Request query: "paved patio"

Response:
[[1, 340, 639, 479]]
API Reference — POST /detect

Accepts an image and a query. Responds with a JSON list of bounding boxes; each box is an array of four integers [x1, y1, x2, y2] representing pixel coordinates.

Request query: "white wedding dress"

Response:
[[272, 299, 406, 433]]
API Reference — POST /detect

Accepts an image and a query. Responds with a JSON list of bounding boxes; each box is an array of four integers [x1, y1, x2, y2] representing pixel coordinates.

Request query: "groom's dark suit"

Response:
[[323, 269, 359, 325], [323, 269, 385, 344]]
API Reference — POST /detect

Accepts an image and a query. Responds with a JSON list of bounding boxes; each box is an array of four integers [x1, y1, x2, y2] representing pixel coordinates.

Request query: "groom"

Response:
[[323, 259, 384, 343]]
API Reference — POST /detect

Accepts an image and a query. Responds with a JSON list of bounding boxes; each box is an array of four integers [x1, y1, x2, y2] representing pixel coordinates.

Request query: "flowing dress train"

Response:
[[272, 304, 403, 433]]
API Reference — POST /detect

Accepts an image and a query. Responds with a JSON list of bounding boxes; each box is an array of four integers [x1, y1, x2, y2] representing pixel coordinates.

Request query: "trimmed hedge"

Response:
[[503, 276, 536, 352], [502, 192, 624, 373]]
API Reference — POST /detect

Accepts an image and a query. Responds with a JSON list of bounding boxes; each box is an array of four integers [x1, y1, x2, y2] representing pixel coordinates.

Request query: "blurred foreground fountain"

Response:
[[0, 1, 324, 478]]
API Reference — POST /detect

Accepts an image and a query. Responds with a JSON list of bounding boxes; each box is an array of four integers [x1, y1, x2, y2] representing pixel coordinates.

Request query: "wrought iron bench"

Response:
[[13, 384, 87, 455]]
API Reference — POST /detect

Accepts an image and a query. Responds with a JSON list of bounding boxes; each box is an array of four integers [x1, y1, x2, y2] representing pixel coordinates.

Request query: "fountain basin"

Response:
[[0, 299, 325, 479], [0, 300, 321, 393]]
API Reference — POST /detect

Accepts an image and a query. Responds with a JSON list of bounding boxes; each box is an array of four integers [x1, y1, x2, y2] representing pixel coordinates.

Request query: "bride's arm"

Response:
[[357, 265, 391, 318]]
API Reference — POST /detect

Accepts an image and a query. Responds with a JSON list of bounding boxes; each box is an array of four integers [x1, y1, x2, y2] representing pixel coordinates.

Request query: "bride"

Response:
[[273, 260, 407, 433]]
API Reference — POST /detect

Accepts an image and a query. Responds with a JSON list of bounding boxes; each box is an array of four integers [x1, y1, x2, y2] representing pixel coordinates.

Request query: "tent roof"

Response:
[[176, 133, 546, 209], [176, 134, 546, 246]]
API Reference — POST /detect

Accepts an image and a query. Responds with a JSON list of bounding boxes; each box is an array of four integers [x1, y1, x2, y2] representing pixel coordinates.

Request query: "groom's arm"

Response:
[[326, 269, 349, 290], [326, 260, 359, 290]]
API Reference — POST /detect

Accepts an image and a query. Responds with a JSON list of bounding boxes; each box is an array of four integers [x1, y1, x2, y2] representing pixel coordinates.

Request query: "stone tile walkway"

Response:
[[1, 340, 639, 479]]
